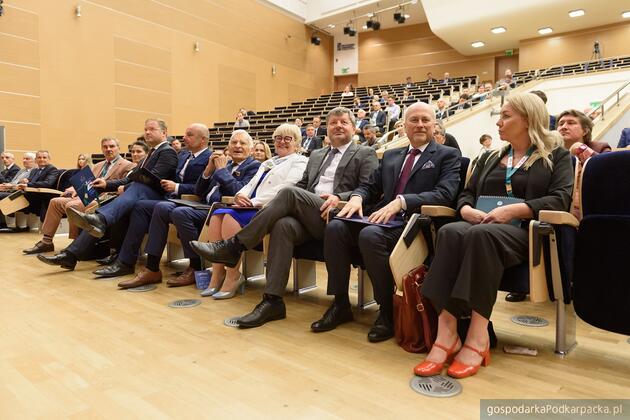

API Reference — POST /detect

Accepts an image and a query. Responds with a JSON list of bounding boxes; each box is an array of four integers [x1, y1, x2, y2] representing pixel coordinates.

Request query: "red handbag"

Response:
[[393, 264, 438, 353]]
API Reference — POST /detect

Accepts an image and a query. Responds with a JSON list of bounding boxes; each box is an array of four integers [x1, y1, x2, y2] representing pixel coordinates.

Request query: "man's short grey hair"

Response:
[[36, 150, 50, 158], [1, 152, 15, 159], [24, 152, 36, 159], [231, 129, 254, 148], [190, 123, 210, 140], [101, 137, 120, 146], [145, 118, 168, 132], [327, 106, 355, 125], [365, 125, 377, 134]]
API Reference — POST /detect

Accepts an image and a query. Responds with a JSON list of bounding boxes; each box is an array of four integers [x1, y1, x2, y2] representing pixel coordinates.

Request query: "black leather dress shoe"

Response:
[[93, 260, 134, 278], [96, 253, 118, 266], [311, 302, 353, 332], [367, 311, 395, 343], [237, 297, 286, 328], [190, 237, 244, 268], [505, 292, 527, 302], [23, 241, 54, 255], [37, 252, 77, 270], [67, 208, 106, 238]]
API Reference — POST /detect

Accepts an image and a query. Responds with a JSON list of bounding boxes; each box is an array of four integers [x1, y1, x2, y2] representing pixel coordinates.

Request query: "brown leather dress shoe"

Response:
[[166, 267, 196, 287], [118, 268, 162, 289], [23, 241, 54, 255]]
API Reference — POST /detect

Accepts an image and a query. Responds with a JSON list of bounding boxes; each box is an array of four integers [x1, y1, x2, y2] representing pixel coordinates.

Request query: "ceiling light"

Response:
[[348, 28, 356, 37], [343, 26, 350, 34], [362, 25, 368, 30], [404, 14, 410, 19], [471, 41, 485, 48], [569, 9, 585, 18], [491, 26, 506, 34], [327, 24, 335, 29], [623, 11, 630, 18], [367, 12, 374, 18], [538, 27, 553, 35]]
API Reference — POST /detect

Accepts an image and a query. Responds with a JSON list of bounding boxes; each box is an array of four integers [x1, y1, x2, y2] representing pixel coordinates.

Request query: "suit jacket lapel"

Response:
[[392, 148, 408, 183], [308, 147, 328, 190], [333, 142, 357, 192], [409, 141, 436, 179]]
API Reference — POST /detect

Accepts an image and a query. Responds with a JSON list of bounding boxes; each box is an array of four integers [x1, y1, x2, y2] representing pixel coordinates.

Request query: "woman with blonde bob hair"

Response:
[[413, 93, 573, 379], [252, 140, 272, 162], [201, 123, 308, 299]]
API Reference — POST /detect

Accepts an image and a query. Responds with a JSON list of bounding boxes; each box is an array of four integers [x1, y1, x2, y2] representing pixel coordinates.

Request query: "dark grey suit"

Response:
[[236, 142, 379, 297], [325, 141, 461, 313]]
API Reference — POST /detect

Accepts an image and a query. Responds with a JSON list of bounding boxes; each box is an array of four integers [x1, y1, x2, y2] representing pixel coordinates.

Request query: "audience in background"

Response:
[[361, 125, 379, 148], [312, 116, 327, 138], [234, 112, 250, 130], [442, 72, 452, 84], [352, 96, 364, 111], [404, 76, 414, 89], [427, 72, 436, 82], [435, 98, 449, 120], [171, 138, 183, 154], [386, 98, 401, 130], [76, 153, 92, 169], [301, 124, 323, 157], [618, 127, 630, 148], [252, 140, 272, 162], [0, 152, 20, 183], [530, 90, 556, 130], [341, 84, 354, 97], [371, 101, 387, 133], [0, 152, 37, 232]]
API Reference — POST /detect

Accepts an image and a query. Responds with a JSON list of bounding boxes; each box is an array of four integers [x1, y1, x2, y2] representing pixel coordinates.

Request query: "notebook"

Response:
[[475, 195, 525, 226]]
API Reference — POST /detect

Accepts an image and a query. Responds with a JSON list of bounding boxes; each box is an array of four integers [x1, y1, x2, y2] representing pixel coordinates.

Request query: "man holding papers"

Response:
[[311, 102, 461, 342], [23, 138, 133, 254]]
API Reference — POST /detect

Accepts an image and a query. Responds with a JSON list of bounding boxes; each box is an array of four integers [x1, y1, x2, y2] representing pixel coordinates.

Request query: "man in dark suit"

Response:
[[312, 116, 327, 138], [113, 129, 260, 289], [311, 102, 461, 342], [371, 101, 387, 134], [16, 150, 60, 222], [190, 107, 379, 328], [37, 118, 178, 270], [301, 125, 322, 157], [0, 152, 20, 183], [92, 123, 212, 279], [618, 127, 630, 148]]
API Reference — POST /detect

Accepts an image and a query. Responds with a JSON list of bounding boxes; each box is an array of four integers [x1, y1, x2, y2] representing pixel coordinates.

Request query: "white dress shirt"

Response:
[[314, 141, 352, 196]]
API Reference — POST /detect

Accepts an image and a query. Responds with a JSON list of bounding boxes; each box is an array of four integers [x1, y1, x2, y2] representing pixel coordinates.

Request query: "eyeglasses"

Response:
[[434, 131, 444, 136], [274, 136, 294, 143]]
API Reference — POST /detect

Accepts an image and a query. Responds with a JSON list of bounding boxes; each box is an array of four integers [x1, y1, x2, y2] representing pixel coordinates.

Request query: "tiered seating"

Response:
[[182, 76, 478, 151], [513, 55, 630, 81]]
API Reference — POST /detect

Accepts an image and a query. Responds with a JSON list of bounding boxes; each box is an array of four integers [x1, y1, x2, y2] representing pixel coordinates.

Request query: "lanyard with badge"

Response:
[[505, 146, 534, 197]]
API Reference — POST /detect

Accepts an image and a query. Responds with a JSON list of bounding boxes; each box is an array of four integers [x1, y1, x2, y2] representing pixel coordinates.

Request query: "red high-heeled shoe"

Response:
[[447, 344, 491, 379], [413, 338, 461, 377]]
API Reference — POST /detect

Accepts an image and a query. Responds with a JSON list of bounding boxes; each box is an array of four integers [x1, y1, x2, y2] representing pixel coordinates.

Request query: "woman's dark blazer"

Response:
[[457, 146, 574, 219]]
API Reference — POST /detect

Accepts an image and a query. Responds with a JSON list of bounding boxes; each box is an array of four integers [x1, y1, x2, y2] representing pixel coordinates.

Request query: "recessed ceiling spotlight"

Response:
[[404, 14, 410, 19], [367, 12, 374, 18], [569, 9, 585, 18], [362, 25, 368, 30], [538, 27, 553, 35], [491, 26, 506, 34], [622, 11, 630, 18], [327, 24, 335, 29], [471, 41, 485, 48]]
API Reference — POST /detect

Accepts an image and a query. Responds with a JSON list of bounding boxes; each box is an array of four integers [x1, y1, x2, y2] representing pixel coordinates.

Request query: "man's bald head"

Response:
[[404, 102, 436, 147]]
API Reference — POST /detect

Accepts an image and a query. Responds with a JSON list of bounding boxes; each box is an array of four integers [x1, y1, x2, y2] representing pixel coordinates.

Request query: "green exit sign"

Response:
[[505, 49, 514, 56], [341, 67, 349, 74]]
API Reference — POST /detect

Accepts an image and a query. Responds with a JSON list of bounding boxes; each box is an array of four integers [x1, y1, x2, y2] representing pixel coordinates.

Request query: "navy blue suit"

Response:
[[67, 143, 177, 260], [325, 141, 461, 312], [24, 164, 59, 219], [116, 149, 210, 266], [0, 164, 20, 184], [141, 156, 260, 265], [97, 143, 178, 225]]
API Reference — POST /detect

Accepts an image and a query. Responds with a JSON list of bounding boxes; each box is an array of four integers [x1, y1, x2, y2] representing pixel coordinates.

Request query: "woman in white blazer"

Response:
[[201, 123, 308, 299]]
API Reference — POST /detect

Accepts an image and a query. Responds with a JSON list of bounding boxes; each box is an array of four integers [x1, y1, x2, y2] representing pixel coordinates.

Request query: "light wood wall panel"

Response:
[[0, 34, 39, 68], [0, 63, 40, 96], [0, 0, 333, 167], [358, 23, 498, 87], [0, 93, 40, 122], [519, 22, 630, 71], [0, 122, 41, 152]]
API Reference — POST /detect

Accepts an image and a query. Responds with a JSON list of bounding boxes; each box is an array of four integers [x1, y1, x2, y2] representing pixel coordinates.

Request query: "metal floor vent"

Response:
[[126, 284, 157, 292], [409, 375, 462, 398], [224, 316, 243, 328], [168, 299, 201, 308], [511, 315, 549, 327]]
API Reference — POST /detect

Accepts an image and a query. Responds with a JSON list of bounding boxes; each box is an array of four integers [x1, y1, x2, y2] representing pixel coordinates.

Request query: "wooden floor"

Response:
[[1, 232, 629, 419]]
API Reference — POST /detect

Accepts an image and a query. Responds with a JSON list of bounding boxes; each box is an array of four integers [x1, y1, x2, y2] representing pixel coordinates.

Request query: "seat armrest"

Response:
[[221, 196, 234, 205], [538, 210, 579, 228], [181, 194, 200, 202], [421, 205, 456, 218]]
